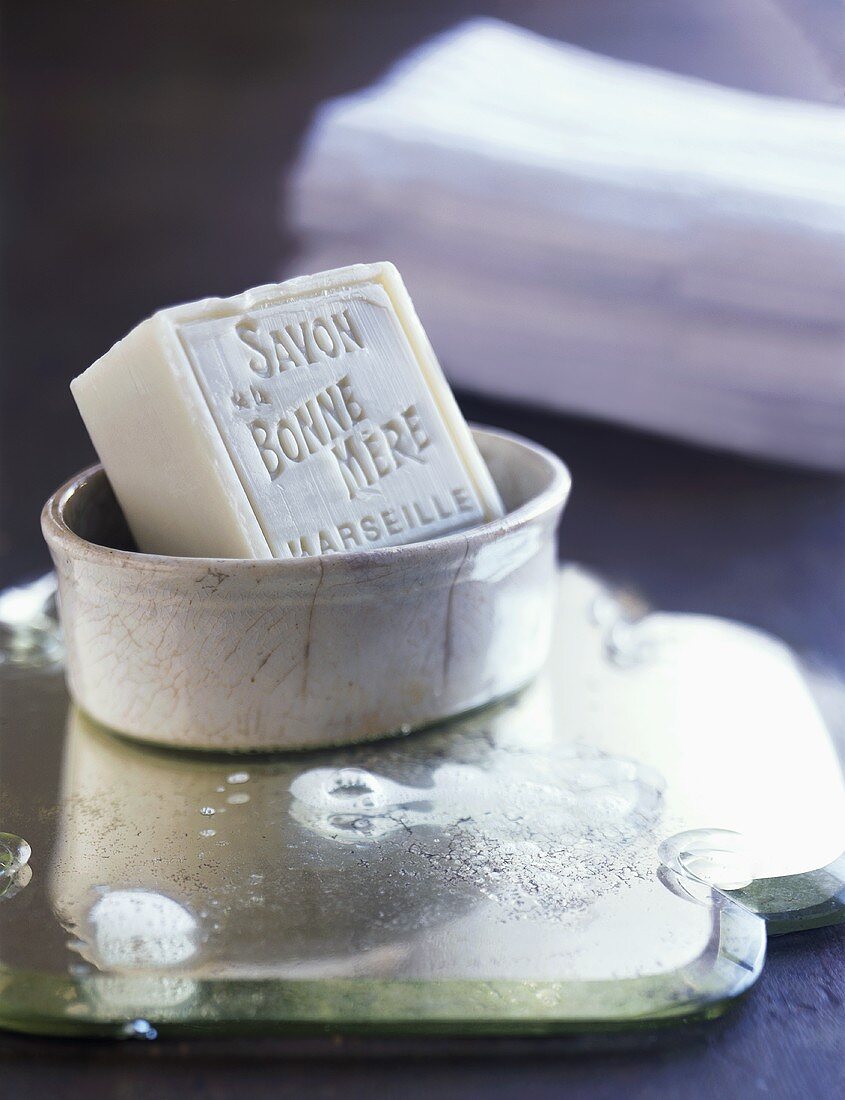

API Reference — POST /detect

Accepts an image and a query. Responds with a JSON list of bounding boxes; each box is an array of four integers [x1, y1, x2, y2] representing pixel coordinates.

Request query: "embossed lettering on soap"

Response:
[[176, 282, 487, 557]]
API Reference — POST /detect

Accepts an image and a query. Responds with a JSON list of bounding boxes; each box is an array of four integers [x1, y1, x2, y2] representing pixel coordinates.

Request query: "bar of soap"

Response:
[[71, 262, 503, 558]]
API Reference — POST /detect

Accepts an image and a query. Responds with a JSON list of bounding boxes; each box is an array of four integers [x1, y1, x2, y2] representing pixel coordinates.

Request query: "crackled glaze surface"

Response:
[[42, 428, 569, 750]]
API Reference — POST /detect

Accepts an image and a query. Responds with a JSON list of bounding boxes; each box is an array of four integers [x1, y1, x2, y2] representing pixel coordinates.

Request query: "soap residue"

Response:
[[289, 745, 664, 920]]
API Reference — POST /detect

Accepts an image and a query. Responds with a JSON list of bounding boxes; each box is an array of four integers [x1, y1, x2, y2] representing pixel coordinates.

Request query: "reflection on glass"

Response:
[[549, 568, 845, 881]]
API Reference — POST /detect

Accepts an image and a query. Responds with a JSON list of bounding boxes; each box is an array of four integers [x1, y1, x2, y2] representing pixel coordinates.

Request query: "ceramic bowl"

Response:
[[42, 426, 570, 751]]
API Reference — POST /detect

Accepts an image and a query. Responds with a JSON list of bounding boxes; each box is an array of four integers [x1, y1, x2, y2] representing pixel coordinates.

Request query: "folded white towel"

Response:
[[285, 18, 845, 470]]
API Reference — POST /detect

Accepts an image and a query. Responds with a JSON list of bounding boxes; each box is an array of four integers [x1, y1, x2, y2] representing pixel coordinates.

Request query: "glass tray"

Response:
[[1, 566, 844, 1038]]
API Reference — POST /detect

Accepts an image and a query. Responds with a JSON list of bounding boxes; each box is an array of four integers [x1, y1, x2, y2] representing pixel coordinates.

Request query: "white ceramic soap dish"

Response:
[[42, 426, 570, 751]]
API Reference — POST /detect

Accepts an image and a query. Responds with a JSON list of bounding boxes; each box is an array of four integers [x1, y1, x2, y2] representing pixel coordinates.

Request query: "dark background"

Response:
[[2, 2, 845, 1096]]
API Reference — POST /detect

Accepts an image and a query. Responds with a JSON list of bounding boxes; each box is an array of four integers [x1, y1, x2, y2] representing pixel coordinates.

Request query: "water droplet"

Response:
[[199, 807, 215, 817], [604, 621, 646, 668], [123, 1018, 157, 1041], [226, 792, 250, 805], [199, 828, 216, 838], [227, 772, 249, 785], [0, 575, 63, 667], [589, 592, 620, 628], [659, 828, 754, 892], [0, 834, 31, 876]]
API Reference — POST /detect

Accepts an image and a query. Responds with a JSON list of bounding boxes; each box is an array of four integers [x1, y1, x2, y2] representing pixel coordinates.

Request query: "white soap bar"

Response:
[[71, 262, 503, 558]]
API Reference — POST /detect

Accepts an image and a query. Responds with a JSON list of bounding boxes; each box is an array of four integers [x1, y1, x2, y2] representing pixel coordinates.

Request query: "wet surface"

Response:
[[1, 566, 843, 1035]]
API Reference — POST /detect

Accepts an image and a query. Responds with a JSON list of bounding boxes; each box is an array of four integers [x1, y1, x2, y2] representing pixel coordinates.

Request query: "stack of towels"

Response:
[[286, 19, 845, 470]]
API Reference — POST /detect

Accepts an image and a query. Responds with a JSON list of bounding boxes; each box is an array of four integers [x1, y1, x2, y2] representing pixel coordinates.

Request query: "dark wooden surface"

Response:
[[2, 2, 845, 1097]]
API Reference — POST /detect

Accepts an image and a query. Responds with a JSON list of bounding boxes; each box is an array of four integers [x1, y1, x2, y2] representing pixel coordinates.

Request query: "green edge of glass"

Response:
[[0, 903, 762, 1038]]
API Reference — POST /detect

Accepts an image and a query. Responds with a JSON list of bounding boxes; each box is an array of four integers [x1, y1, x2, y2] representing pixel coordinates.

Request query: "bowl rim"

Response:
[[42, 425, 571, 575]]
